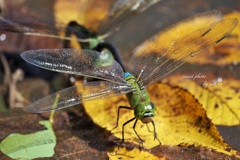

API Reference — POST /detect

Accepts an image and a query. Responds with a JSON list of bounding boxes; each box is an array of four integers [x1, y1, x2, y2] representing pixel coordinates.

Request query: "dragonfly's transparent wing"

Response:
[[1, 0, 159, 42], [128, 10, 222, 78], [128, 10, 238, 87], [26, 81, 131, 113], [0, 17, 85, 41], [21, 49, 126, 84], [98, 0, 160, 36]]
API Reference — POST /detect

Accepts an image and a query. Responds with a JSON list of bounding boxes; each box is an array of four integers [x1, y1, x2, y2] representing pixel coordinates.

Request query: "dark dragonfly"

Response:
[[0, 0, 160, 69], [20, 11, 238, 144]]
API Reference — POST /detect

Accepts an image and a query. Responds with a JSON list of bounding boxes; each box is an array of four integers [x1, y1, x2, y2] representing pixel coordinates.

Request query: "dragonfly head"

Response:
[[134, 102, 156, 124]]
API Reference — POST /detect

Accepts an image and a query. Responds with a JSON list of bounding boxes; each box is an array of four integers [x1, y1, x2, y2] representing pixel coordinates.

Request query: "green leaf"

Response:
[[0, 120, 56, 159]]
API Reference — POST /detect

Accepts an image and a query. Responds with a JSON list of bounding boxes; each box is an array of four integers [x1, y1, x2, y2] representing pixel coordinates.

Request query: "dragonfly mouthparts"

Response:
[[141, 115, 153, 124]]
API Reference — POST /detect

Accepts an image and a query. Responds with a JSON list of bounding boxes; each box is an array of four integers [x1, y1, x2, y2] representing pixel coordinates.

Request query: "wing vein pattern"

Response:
[[26, 81, 131, 113], [128, 10, 238, 86]]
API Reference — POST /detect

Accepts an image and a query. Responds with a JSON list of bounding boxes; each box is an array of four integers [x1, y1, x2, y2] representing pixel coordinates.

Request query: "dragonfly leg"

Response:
[[133, 119, 144, 144], [151, 121, 161, 145], [96, 42, 126, 72], [145, 122, 161, 145], [121, 117, 136, 143], [111, 106, 132, 131], [146, 123, 152, 132]]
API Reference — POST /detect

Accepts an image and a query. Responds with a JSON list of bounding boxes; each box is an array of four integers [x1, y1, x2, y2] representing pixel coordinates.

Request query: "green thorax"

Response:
[[124, 73, 150, 107], [80, 36, 104, 50], [124, 72, 156, 123]]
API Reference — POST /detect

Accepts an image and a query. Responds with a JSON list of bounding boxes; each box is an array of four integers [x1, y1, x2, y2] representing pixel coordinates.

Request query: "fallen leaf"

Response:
[[83, 82, 240, 158], [158, 11, 240, 125], [108, 145, 240, 160], [164, 74, 240, 126], [108, 147, 162, 160], [0, 120, 56, 159]]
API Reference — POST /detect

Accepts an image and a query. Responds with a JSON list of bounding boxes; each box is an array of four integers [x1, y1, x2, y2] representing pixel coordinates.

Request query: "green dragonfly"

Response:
[[20, 10, 238, 144]]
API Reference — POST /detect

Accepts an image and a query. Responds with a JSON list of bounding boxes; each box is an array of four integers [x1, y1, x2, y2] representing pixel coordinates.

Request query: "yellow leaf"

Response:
[[108, 147, 163, 160], [84, 82, 239, 157], [164, 75, 240, 126]]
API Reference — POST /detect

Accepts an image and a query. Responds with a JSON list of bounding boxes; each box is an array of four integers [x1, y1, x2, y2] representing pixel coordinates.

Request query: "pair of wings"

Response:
[[0, 0, 160, 42], [19, 10, 238, 113]]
